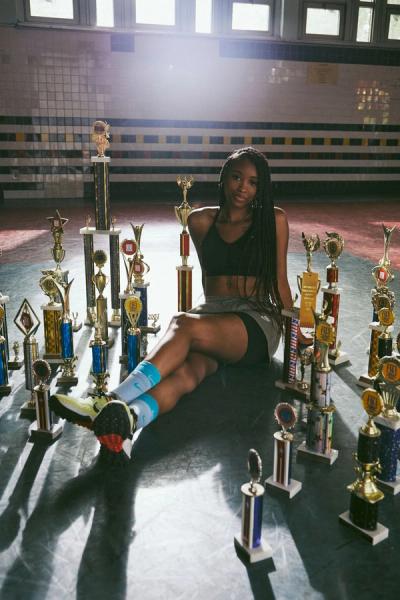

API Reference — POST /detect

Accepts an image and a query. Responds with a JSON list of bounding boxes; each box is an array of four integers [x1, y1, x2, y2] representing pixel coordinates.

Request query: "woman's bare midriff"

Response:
[[204, 275, 257, 297]]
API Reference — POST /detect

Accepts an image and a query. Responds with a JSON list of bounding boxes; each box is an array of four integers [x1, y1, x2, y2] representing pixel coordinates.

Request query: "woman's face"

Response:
[[223, 158, 258, 211]]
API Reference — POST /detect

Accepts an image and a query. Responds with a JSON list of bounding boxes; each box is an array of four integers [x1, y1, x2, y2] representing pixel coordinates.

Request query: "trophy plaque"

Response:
[[14, 299, 40, 418], [297, 233, 320, 329], [234, 449, 272, 563], [0, 306, 11, 397], [124, 296, 142, 374], [339, 388, 388, 544], [29, 359, 63, 443], [298, 313, 338, 465], [265, 403, 302, 498], [175, 175, 194, 312]]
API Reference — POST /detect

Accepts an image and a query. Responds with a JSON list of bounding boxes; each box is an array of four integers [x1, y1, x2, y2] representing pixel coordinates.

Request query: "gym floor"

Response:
[[0, 196, 399, 600]]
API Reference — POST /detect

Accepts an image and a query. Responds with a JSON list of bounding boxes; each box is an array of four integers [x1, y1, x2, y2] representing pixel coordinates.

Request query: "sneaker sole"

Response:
[[93, 402, 132, 454], [49, 395, 93, 429]]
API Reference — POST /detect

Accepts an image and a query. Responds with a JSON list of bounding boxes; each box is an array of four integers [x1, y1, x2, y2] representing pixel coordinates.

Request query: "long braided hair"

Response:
[[218, 147, 283, 329]]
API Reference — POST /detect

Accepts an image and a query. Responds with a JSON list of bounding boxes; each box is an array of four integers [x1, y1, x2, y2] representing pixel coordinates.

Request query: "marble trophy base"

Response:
[[8, 359, 23, 370], [72, 322, 82, 333], [234, 535, 273, 563], [56, 374, 78, 387], [43, 354, 63, 365], [0, 384, 12, 397], [297, 441, 339, 465], [339, 511, 389, 545], [29, 420, 63, 444], [357, 374, 374, 388], [375, 414, 400, 495], [140, 324, 161, 335], [109, 309, 121, 328], [329, 350, 350, 366], [376, 477, 400, 495], [20, 399, 36, 420], [265, 476, 302, 498], [275, 379, 310, 401]]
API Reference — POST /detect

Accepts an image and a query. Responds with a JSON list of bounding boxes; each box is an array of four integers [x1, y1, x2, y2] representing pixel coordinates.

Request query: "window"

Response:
[[96, 0, 114, 27], [135, 0, 175, 26], [303, 3, 344, 37], [28, 0, 74, 20], [196, 0, 212, 33], [232, 2, 270, 32], [386, 0, 400, 40], [356, 2, 375, 42]]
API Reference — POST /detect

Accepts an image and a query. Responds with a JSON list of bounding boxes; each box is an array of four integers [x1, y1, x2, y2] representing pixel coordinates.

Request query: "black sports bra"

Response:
[[201, 217, 257, 277]]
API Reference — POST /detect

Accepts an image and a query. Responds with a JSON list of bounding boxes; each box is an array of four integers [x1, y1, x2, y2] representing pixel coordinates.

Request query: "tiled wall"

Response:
[[0, 26, 399, 200]]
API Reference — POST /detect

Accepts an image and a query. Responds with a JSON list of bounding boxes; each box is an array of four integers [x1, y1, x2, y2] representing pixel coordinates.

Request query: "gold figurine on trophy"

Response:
[[297, 233, 320, 329], [93, 249, 109, 343], [91, 120, 110, 158]]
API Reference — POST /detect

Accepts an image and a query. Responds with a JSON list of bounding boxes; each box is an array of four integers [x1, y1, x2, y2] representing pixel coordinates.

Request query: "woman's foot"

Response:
[[49, 393, 110, 429], [93, 400, 137, 458]]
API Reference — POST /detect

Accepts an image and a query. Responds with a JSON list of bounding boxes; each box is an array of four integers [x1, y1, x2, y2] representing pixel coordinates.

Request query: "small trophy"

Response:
[[321, 232, 349, 365], [0, 306, 11, 397], [8, 341, 23, 370], [90, 318, 109, 395], [265, 403, 302, 498], [175, 175, 194, 312], [54, 279, 78, 387], [124, 296, 142, 374], [39, 274, 62, 364], [374, 356, 400, 494], [297, 233, 320, 329], [29, 359, 63, 443], [14, 299, 41, 418], [234, 449, 272, 563], [93, 249, 109, 344], [371, 224, 396, 289], [46, 209, 69, 282], [339, 388, 388, 544], [131, 224, 160, 335], [119, 238, 138, 364]]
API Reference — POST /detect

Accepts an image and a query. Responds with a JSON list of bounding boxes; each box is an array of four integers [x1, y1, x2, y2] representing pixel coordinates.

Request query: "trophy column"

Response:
[[265, 403, 302, 498], [90, 321, 109, 395], [275, 306, 310, 400], [29, 359, 63, 443], [234, 449, 272, 563], [14, 299, 41, 419], [124, 296, 142, 374], [40, 276, 62, 364], [175, 176, 194, 312], [0, 305, 11, 397], [54, 279, 78, 387], [82, 224, 96, 325], [339, 388, 388, 544]]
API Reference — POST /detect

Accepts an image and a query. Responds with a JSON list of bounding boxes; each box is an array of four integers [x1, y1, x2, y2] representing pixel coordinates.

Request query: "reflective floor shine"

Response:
[[0, 197, 399, 600]]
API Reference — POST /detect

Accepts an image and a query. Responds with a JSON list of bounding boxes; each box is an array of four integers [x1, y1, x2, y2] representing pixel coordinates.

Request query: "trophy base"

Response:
[[109, 319, 121, 328], [119, 355, 128, 365], [140, 324, 161, 335], [357, 374, 374, 388], [275, 380, 310, 401], [265, 476, 302, 499], [56, 374, 79, 387], [0, 384, 12, 397], [376, 476, 400, 495], [329, 350, 350, 366], [43, 354, 63, 365], [8, 360, 23, 370], [72, 322, 82, 332], [29, 421, 63, 444], [297, 441, 338, 465], [339, 511, 388, 545], [20, 401, 36, 420], [234, 535, 273, 563]]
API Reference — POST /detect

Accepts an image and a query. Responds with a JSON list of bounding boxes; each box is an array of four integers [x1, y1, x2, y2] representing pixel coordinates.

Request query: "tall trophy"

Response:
[[297, 233, 320, 329], [89, 318, 109, 395], [175, 175, 194, 312], [124, 296, 142, 374], [131, 223, 160, 335], [119, 238, 139, 364], [234, 449, 272, 563], [265, 403, 302, 498], [14, 299, 41, 419], [374, 356, 400, 494], [54, 279, 78, 387], [39, 274, 62, 364], [0, 264, 10, 366], [297, 311, 338, 465], [29, 359, 63, 443], [359, 224, 396, 387], [339, 388, 388, 544], [321, 232, 348, 365], [93, 249, 109, 344], [80, 122, 121, 327], [0, 305, 11, 397]]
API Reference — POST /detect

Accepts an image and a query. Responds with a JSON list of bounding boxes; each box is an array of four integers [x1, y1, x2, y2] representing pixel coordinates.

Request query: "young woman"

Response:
[[50, 147, 296, 462]]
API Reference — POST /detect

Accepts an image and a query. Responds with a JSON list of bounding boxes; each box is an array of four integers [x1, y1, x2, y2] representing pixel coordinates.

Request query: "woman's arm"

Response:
[[274, 207, 293, 310], [188, 207, 217, 293]]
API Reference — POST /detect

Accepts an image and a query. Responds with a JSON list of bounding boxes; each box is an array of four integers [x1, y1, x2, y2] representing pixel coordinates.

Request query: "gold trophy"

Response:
[[119, 238, 140, 364], [45, 209, 69, 281], [29, 358, 63, 443], [125, 295, 142, 373], [93, 249, 109, 344], [297, 233, 320, 328], [90, 317, 109, 395], [92, 120, 110, 158], [131, 223, 159, 334], [39, 274, 62, 363], [175, 175, 194, 312], [14, 299, 41, 418]]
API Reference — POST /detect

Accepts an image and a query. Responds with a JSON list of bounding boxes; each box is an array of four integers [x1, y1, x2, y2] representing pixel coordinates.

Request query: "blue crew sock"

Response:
[[130, 392, 159, 429], [113, 360, 161, 403]]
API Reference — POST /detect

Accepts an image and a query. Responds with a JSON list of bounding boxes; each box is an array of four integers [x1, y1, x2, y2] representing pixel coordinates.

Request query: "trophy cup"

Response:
[[39, 274, 62, 364], [234, 449, 272, 563], [265, 403, 302, 498], [89, 318, 109, 395], [359, 224, 396, 388], [93, 249, 109, 344], [175, 175, 194, 312], [29, 358, 63, 443], [124, 296, 142, 374], [297, 311, 338, 465], [53, 279, 78, 387], [80, 122, 121, 326], [119, 238, 139, 364], [0, 306, 11, 397], [321, 232, 349, 366], [374, 356, 400, 494], [297, 233, 320, 329], [339, 388, 388, 544], [8, 341, 23, 370], [14, 299, 41, 419]]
